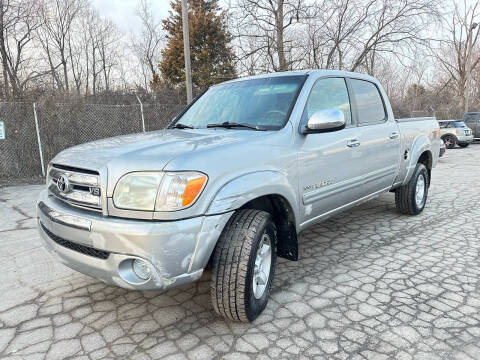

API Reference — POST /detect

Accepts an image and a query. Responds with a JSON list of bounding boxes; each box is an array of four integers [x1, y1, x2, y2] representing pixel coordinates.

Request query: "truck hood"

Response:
[[51, 129, 271, 192]]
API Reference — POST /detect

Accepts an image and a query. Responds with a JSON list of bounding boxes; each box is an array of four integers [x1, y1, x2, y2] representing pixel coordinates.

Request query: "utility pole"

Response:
[[466, 22, 478, 113], [181, 0, 193, 104]]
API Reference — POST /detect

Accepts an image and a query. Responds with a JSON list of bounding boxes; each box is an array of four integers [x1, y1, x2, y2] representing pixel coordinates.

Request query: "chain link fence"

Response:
[[0, 100, 184, 181], [0, 98, 454, 182]]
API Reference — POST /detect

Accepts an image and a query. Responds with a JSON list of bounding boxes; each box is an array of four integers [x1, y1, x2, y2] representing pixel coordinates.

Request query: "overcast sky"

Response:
[[90, 0, 231, 35], [90, 0, 170, 33]]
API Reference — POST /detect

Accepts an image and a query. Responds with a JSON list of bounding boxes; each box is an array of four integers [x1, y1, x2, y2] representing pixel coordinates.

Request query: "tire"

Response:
[[211, 209, 277, 322], [442, 135, 456, 149], [458, 142, 470, 148], [395, 163, 429, 215]]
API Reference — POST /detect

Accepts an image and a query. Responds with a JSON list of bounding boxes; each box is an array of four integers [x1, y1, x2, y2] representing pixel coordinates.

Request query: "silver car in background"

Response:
[[438, 120, 474, 148]]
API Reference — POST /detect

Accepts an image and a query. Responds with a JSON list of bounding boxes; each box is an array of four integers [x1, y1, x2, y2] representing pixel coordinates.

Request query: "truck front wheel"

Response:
[[211, 209, 277, 322], [395, 163, 429, 215]]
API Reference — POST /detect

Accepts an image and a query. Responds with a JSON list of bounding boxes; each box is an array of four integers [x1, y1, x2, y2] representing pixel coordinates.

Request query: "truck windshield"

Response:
[[171, 75, 306, 130], [453, 121, 467, 128]]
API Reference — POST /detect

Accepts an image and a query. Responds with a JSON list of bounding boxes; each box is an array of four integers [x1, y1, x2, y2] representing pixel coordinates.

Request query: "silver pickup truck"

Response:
[[37, 70, 441, 322]]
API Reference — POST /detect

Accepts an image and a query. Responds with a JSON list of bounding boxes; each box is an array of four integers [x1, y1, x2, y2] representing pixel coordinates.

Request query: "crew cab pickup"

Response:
[[37, 70, 441, 322]]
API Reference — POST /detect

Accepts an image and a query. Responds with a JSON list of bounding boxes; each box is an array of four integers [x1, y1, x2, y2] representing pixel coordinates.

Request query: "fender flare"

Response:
[[402, 134, 432, 185], [206, 170, 299, 225], [206, 171, 300, 261]]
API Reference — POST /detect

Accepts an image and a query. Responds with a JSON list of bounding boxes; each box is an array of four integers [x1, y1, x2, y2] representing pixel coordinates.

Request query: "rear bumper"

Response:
[[37, 190, 232, 290], [457, 134, 474, 143]]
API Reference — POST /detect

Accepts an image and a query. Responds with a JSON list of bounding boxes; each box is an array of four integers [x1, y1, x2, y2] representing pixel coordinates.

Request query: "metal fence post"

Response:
[[136, 94, 146, 132], [33, 103, 45, 177]]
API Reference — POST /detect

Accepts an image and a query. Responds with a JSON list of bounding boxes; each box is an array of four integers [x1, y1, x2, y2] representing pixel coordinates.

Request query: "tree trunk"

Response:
[[103, 62, 108, 92], [84, 42, 89, 95], [0, 1, 9, 97], [91, 44, 97, 95], [61, 53, 69, 91], [44, 41, 64, 91]]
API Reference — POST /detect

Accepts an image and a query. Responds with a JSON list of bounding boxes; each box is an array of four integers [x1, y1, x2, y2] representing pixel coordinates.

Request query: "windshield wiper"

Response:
[[206, 122, 265, 131], [171, 123, 194, 129]]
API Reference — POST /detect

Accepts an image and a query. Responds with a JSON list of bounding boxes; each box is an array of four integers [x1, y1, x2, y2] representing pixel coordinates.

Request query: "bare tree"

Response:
[[39, 0, 86, 92], [234, 0, 309, 72], [234, 0, 438, 76], [320, 0, 374, 70], [433, 0, 480, 112], [68, 6, 88, 94], [302, 0, 438, 73], [0, 0, 44, 97], [348, 0, 439, 73], [299, 4, 333, 69], [85, 9, 102, 95], [97, 18, 120, 92], [131, 0, 164, 90]]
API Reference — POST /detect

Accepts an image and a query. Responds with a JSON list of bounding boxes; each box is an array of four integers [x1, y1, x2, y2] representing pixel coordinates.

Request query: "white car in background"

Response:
[[438, 120, 473, 149]]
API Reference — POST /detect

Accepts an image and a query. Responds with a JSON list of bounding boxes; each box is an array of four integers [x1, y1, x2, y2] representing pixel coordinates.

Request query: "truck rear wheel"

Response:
[[211, 209, 277, 322], [395, 163, 429, 215]]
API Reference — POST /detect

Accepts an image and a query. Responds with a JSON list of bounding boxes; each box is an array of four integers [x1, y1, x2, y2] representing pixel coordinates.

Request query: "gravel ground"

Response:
[[1, 145, 480, 359]]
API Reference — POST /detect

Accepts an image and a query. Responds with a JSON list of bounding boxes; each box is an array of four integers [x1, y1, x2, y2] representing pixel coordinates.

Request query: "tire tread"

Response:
[[395, 163, 428, 215], [211, 209, 271, 322]]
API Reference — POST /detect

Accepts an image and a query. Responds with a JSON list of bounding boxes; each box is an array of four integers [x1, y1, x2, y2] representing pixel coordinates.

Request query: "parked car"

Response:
[[37, 70, 441, 322], [438, 120, 473, 148], [463, 112, 480, 139]]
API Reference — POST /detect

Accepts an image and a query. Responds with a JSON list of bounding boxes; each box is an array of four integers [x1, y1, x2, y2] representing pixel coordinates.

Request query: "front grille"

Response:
[[41, 223, 110, 259], [48, 164, 102, 212]]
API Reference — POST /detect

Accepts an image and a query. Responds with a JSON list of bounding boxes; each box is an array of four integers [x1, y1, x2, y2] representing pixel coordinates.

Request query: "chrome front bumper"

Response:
[[37, 190, 233, 290]]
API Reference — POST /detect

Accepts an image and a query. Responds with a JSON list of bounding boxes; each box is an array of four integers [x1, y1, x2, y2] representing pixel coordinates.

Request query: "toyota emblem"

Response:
[[57, 174, 70, 193]]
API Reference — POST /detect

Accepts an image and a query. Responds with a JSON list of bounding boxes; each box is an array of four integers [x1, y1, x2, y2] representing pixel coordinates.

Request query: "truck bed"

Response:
[[393, 117, 440, 187]]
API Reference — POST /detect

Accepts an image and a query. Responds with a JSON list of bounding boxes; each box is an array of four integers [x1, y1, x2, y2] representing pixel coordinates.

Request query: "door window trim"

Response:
[[346, 77, 388, 127], [298, 76, 354, 134]]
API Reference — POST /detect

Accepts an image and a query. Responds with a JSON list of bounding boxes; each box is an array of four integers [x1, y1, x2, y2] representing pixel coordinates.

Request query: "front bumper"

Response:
[[37, 190, 233, 290]]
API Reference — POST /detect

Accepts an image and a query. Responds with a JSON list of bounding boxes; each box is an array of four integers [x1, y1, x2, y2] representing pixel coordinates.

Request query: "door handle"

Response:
[[347, 139, 360, 147], [389, 132, 400, 139]]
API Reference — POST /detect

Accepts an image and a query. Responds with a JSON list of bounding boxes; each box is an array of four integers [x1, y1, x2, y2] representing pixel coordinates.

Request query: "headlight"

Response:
[[113, 172, 163, 211], [113, 171, 207, 211], [155, 172, 207, 211]]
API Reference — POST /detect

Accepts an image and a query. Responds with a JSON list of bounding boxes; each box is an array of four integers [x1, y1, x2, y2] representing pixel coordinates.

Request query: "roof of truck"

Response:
[[218, 69, 378, 86]]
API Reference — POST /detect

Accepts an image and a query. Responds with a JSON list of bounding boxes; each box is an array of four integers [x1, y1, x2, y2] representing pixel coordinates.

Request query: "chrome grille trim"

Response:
[[50, 167, 99, 187], [48, 165, 102, 211], [48, 183, 101, 207]]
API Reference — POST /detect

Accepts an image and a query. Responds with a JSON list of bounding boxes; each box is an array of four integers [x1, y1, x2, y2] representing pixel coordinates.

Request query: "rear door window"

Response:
[[350, 79, 386, 125]]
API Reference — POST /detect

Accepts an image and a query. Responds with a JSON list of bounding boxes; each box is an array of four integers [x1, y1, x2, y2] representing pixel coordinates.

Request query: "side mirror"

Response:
[[303, 109, 346, 134]]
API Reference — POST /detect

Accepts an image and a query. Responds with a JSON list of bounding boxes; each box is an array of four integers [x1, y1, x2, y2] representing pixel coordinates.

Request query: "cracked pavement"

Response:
[[1, 146, 480, 359]]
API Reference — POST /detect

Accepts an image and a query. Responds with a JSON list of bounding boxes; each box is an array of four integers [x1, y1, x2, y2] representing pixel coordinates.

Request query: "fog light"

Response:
[[132, 259, 151, 280]]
